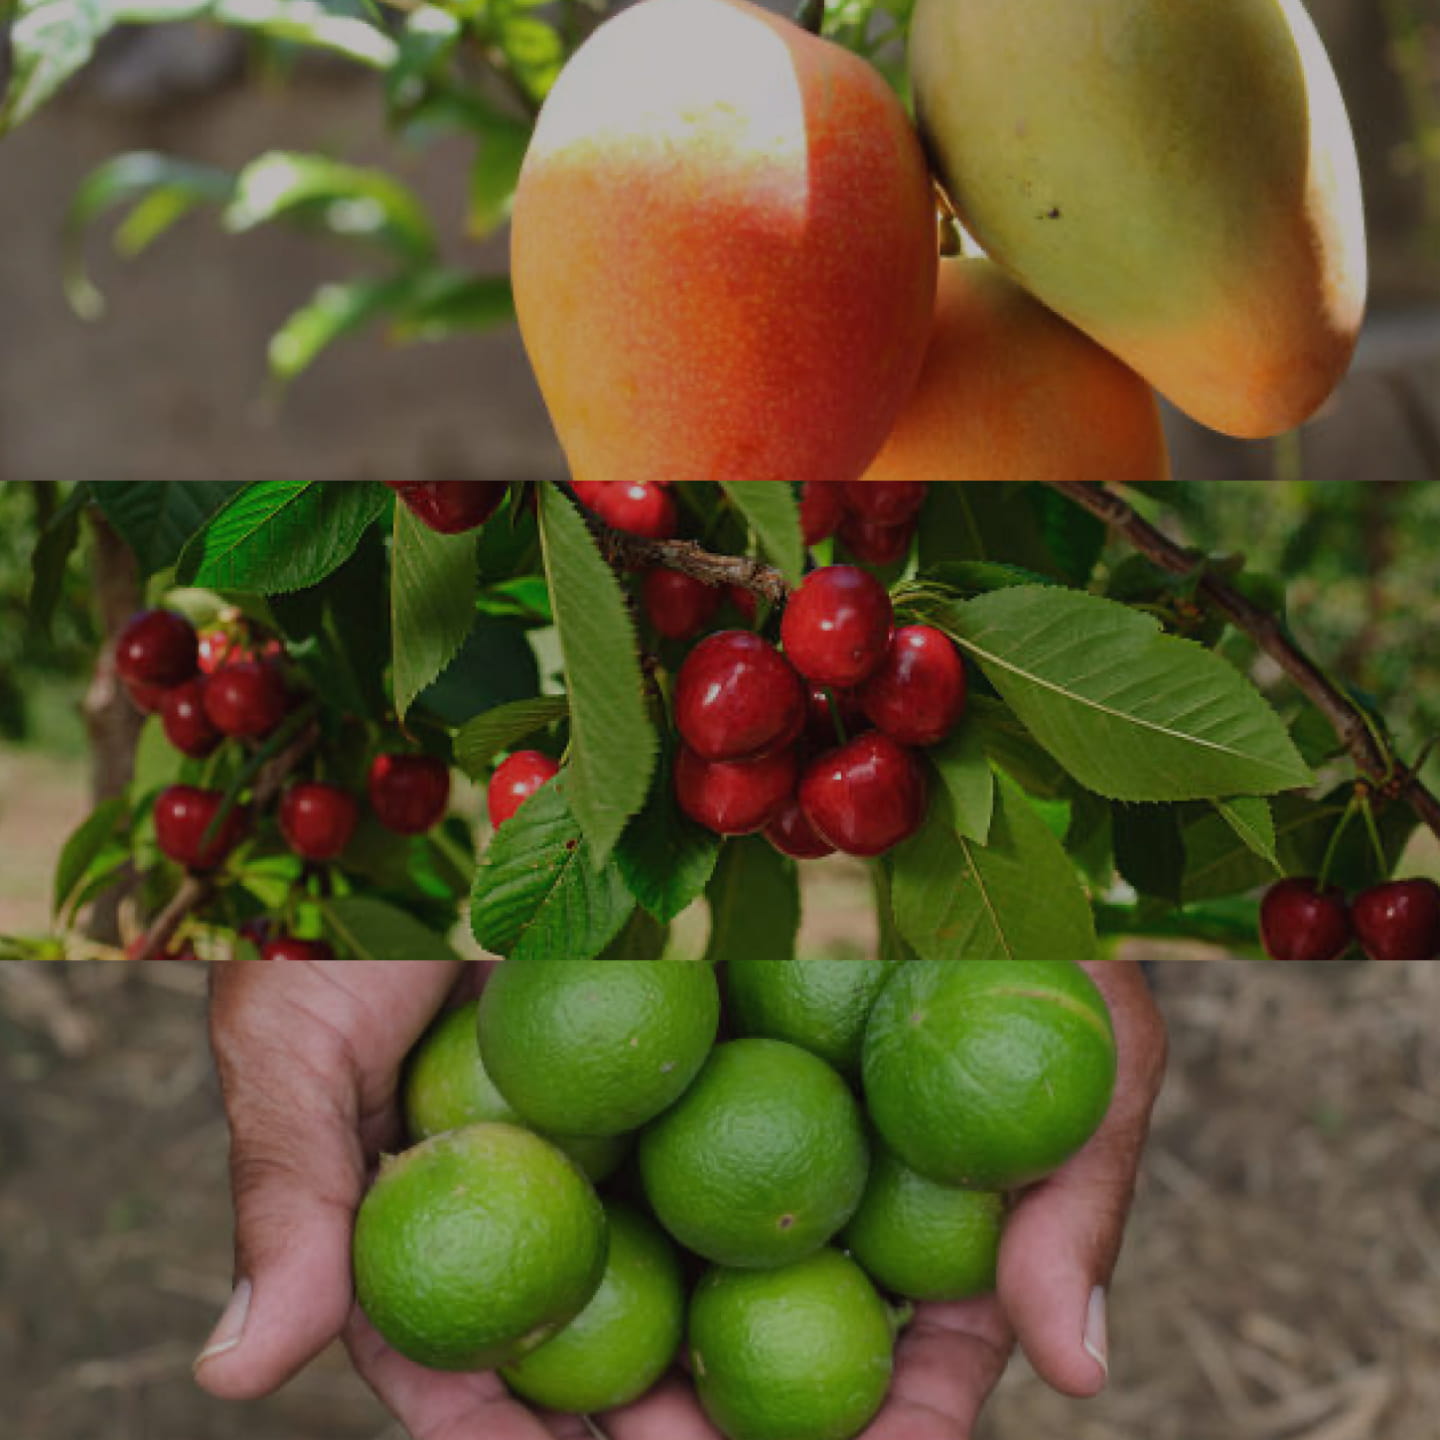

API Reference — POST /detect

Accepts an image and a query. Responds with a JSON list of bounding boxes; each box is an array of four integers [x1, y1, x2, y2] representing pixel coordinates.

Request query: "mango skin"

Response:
[[910, 0, 1367, 440], [862, 258, 1170, 483], [511, 0, 939, 483]]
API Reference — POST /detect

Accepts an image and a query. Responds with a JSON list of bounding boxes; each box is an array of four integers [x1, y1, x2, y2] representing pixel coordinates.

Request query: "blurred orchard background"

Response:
[[0, 0, 1437, 483], [1, 960, 1438, 1440]]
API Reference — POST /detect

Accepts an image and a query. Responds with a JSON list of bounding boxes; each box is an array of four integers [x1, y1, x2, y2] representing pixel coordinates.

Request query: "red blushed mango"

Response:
[[511, 0, 938, 485], [862, 259, 1170, 484]]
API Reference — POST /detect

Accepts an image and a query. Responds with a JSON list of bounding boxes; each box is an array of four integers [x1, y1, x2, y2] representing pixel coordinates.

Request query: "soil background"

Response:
[[1, 960, 1437, 1440]]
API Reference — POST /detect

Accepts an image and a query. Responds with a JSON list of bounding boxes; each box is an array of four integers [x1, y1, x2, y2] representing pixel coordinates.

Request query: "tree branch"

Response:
[[1050, 481, 1440, 843], [596, 530, 794, 605]]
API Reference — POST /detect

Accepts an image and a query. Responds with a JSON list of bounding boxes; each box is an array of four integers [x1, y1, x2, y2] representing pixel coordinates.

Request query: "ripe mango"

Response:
[[862, 258, 1170, 482], [909, 0, 1367, 439], [511, 0, 939, 483]]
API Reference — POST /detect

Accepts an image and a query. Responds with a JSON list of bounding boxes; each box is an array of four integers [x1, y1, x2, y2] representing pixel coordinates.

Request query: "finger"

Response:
[[999, 960, 1168, 1399], [345, 1309, 568, 1440], [864, 1298, 1015, 1440], [602, 1373, 725, 1440]]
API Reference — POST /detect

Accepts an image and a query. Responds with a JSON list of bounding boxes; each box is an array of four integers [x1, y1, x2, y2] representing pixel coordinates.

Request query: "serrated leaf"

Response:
[[703, 837, 800, 964], [53, 797, 129, 919], [323, 895, 460, 960], [930, 586, 1313, 802], [390, 501, 480, 719], [454, 696, 570, 779], [718, 482, 804, 585], [86, 481, 248, 575], [966, 696, 1071, 800], [175, 481, 388, 592], [471, 780, 636, 960], [537, 485, 656, 865], [600, 909, 670, 959], [927, 723, 994, 844], [891, 775, 1097, 962], [1213, 797, 1279, 871]]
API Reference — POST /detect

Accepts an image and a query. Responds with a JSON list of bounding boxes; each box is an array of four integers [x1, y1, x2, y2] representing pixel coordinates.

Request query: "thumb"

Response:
[[194, 995, 369, 1401]]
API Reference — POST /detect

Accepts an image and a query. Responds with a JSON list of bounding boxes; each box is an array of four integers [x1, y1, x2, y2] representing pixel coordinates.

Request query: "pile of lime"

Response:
[[353, 958, 1118, 1440]]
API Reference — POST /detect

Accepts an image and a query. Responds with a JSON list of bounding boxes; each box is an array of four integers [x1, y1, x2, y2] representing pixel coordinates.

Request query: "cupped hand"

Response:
[[196, 959, 1166, 1440]]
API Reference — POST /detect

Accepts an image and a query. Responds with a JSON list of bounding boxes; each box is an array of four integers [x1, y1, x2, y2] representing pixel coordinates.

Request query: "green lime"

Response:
[[863, 959, 1116, 1190], [639, 1039, 870, 1269], [503, 1201, 684, 1413], [725, 960, 898, 1077], [402, 999, 628, 1183], [478, 960, 721, 1138], [353, 1124, 608, 1372], [843, 1145, 1005, 1302], [690, 1250, 895, 1440]]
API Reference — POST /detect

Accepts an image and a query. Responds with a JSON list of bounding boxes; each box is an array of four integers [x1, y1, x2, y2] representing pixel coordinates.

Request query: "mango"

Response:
[[511, 0, 939, 483], [909, 0, 1367, 439], [862, 258, 1170, 482]]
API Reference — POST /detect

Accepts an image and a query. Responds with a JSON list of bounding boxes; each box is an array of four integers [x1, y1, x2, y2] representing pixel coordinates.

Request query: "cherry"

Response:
[[857, 626, 968, 748], [643, 568, 722, 641], [115, 609, 199, 689], [198, 624, 284, 676], [674, 744, 799, 836], [800, 482, 846, 546], [578, 482, 678, 539], [1352, 878, 1440, 961], [488, 751, 561, 830], [154, 786, 250, 872], [204, 661, 291, 740], [764, 796, 836, 860], [799, 732, 928, 858], [838, 514, 918, 567], [674, 631, 806, 763], [279, 783, 360, 863], [369, 754, 452, 836], [804, 685, 871, 752], [386, 482, 509, 534], [262, 937, 339, 961], [727, 586, 759, 625], [781, 566, 894, 689], [1259, 879, 1354, 961], [842, 481, 928, 526], [161, 679, 224, 759], [125, 679, 172, 715]]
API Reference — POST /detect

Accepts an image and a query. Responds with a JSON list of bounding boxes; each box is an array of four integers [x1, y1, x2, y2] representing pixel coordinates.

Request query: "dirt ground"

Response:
[[1, 961, 1437, 1440]]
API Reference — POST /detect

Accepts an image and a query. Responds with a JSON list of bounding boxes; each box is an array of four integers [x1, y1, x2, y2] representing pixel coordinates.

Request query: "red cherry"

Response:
[[674, 745, 799, 836], [198, 624, 284, 676], [115, 610, 199, 689], [799, 733, 928, 858], [781, 566, 894, 689], [279, 783, 360, 863], [838, 514, 918, 567], [674, 631, 806, 763], [800, 482, 846, 546], [386, 482, 509, 534], [841, 481, 928, 526], [488, 751, 561, 830], [125, 679, 172, 715], [857, 626, 968, 748], [262, 937, 339, 961], [203, 661, 291, 740], [764, 796, 837, 860], [1259, 879, 1354, 961], [1352, 879, 1440, 960], [804, 685, 871, 752], [643, 569, 722, 641], [369, 754, 452, 836], [154, 786, 250, 872], [727, 587, 759, 624], [161, 679, 224, 759], [580, 482, 678, 539]]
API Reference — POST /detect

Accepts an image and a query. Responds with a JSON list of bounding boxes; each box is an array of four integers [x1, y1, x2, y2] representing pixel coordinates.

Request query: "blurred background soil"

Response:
[[1, 960, 1437, 1440]]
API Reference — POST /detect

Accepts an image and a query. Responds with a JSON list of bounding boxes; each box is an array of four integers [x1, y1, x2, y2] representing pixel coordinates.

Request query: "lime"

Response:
[[725, 960, 898, 1077], [863, 959, 1116, 1190], [843, 1145, 1005, 1302], [478, 960, 721, 1138], [690, 1250, 894, 1440], [402, 999, 628, 1183], [353, 1124, 608, 1372], [639, 1039, 870, 1269], [503, 1201, 685, 1413]]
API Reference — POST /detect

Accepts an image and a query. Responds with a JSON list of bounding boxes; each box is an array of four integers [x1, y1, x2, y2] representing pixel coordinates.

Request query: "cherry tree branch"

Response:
[[596, 530, 793, 605], [1050, 481, 1440, 843]]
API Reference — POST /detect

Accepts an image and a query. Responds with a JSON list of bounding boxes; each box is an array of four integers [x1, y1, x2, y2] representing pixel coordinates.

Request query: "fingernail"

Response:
[[1083, 1285, 1109, 1381], [195, 1279, 252, 1371]]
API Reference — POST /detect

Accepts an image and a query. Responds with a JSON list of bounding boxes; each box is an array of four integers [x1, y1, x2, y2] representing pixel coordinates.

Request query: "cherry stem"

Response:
[[1360, 795, 1391, 877], [1050, 482, 1440, 845], [1316, 795, 1358, 893]]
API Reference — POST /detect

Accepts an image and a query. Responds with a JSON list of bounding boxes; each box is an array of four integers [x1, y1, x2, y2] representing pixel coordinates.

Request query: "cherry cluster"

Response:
[[1261, 875, 1440, 961], [800, 480, 928, 564], [115, 606, 453, 960]]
